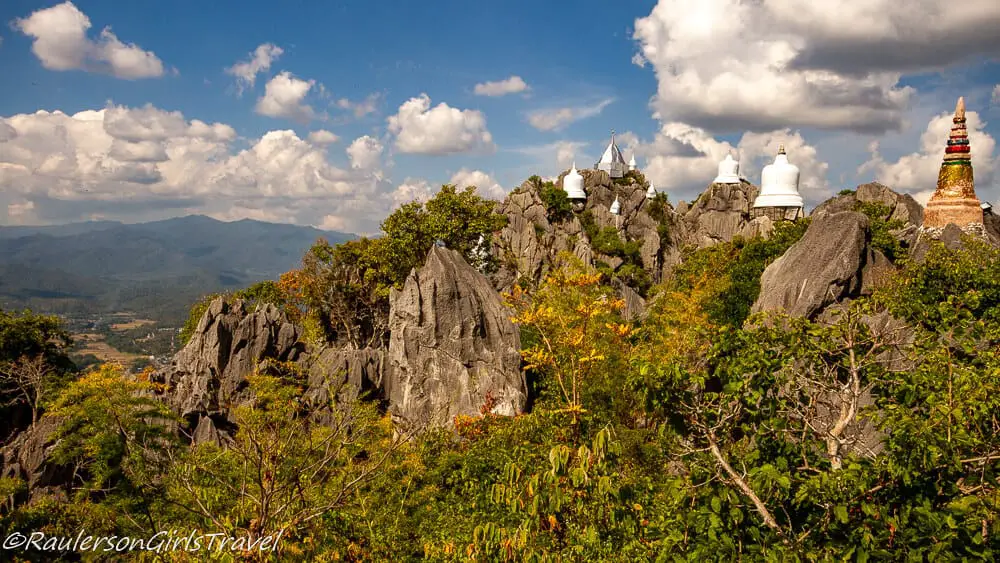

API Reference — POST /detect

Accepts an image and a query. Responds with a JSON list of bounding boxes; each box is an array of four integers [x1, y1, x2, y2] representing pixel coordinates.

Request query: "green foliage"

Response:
[[667, 219, 810, 327], [292, 185, 505, 348], [839, 188, 856, 196], [0, 309, 75, 437], [854, 201, 907, 262], [537, 178, 573, 223], [48, 364, 177, 506], [578, 211, 653, 295]]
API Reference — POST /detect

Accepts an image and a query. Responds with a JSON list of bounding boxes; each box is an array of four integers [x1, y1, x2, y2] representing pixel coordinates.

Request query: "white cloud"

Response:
[[390, 178, 436, 210], [634, 122, 830, 203], [308, 129, 339, 145], [255, 71, 315, 122], [335, 93, 381, 118], [859, 109, 997, 203], [15, 1, 164, 79], [992, 85, 1000, 106], [346, 135, 384, 171], [633, 0, 967, 133], [474, 76, 530, 97], [0, 104, 393, 232], [527, 99, 615, 131], [449, 168, 507, 200], [387, 94, 494, 155], [511, 140, 589, 174], [226, 43, 283, 95]]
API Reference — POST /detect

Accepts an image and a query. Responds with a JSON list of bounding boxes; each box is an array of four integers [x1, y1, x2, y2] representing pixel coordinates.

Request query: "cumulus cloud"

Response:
[[255, 71, 316, 122], [511, 140, 590, 176], [634, 122, 831, 203], [631, 0, 943, 133], [308, 129, 339, 145], [226, 43, 283, 95], [527, 99, 615, 131], [449, 168, 507, 199], [15, 1, 165, 79], [389, 178, 436, 210], [859, 109, 997, 204], [474, 76, 530, 97], [336, 93, 382, 118], [0, 104, 394, 232], [387, 94, 494, 155], [346, 135, 384, 171]]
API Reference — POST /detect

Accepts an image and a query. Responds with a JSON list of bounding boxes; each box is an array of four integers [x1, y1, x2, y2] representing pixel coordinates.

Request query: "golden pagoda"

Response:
[[922, 97, 983, 228]]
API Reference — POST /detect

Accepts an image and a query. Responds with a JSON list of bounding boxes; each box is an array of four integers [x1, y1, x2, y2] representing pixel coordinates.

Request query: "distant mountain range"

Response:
[[0, 216, 354, 324]]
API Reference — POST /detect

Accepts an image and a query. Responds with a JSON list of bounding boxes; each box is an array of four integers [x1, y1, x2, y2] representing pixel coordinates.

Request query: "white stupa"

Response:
[[752, 144, 804, 221], [563, 162, 587, 200], [713, 154, 740, 184], [628, 153, 637, 172], [595, 131, 628, 178], [646, 183, 657, 199], [609, 196, 621, 215]]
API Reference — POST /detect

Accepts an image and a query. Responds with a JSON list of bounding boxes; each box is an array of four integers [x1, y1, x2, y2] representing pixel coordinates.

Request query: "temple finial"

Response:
[[777, 143, 786, 155], [955, 97, 966, 120]]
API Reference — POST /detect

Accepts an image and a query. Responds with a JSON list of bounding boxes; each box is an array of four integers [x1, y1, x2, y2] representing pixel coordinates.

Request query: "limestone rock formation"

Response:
[[1, 417, 70, 503], [304, 347, 386, 406], [752, 211, 887, 319], [812, 182, 923, 226], [683, 181, 759, 247], [386, 246, 525, 432], [151, 298, 305, 428]]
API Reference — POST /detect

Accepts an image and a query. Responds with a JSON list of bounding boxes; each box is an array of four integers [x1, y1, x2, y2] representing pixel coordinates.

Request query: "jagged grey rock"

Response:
[[303, 347, 385, 406], [1, 417, 70, 502], [752, 211, 875, 319], [386, 246, 525, 432], [151, 298, 305, 426], [683, 181, 759, 247], [813, 182, 923, 226]]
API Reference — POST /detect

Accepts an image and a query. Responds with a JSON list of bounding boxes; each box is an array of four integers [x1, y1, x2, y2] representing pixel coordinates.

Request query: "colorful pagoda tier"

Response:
[[923, 97, 983, 228]]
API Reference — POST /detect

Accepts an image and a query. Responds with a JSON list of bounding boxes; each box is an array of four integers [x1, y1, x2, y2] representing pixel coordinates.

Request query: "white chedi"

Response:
[[753, 145, 803, 210], [563, 163, 587, 200], [646, 183, 657, 199], [714, 154, 740, 184], [628, 153, 637, 171], [609, 195, 621, 215]]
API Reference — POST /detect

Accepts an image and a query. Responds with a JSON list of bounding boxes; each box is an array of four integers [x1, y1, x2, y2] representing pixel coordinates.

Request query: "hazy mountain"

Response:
[[0, 215, 354, 324]]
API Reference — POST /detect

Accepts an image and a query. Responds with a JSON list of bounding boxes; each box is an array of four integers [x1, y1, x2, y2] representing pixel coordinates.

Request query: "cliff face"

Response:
[[491, 171, 763, 296], [385, 246, 526, 432]]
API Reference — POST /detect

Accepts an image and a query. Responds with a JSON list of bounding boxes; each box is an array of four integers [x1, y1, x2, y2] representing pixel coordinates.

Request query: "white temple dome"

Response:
[[563, 163, 587, 200], [753, 145, 803, 209], [714, 154, 740, 184], [628, 153, 637, 171], [596, 131, 628, 178], [609, 196, 621, 215], [646, 183, 657, 199]]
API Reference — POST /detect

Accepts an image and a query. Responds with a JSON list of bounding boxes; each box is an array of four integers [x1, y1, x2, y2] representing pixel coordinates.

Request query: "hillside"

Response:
[[0, 215, 354, 324]]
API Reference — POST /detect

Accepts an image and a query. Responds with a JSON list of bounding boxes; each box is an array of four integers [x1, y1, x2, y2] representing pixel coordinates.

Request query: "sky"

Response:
[[0, 0, 999, 234]]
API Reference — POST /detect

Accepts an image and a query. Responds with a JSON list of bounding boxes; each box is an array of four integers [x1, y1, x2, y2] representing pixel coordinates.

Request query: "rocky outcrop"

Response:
[[752, 211, 887, 319], [151, 298, 305, 429], [386, 246, 525, 432], [813, 182, 923, 226], [683, 181, 759, 247], [303, 347, 385, 406], [1, 417, 70, 503]]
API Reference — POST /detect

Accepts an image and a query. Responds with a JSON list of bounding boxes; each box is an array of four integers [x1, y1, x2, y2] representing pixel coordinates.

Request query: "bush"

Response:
[[854, 201, 906, 262], [538, 179, 573, 223]]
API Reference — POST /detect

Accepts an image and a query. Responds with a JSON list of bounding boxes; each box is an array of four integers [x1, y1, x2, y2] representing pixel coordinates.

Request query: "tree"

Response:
[[0, 309, 75, 438], [0, 354, 55, 427], [290, 184, 506, 349], [162, 365, 406, 559]]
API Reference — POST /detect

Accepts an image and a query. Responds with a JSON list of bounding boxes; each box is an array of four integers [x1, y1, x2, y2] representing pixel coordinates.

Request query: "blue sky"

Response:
[[1, 0, 998, 233]]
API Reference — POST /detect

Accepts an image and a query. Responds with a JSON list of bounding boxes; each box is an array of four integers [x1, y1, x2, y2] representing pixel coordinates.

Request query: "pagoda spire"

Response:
[[922, 96, 982, 228]]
